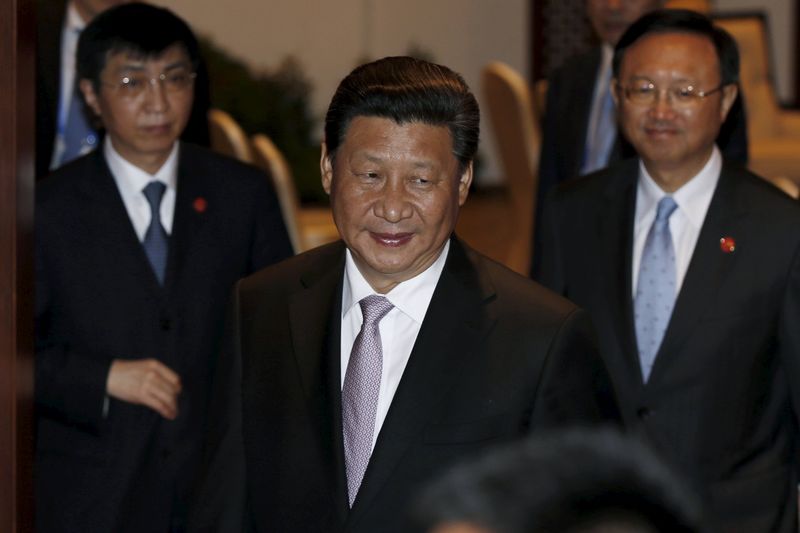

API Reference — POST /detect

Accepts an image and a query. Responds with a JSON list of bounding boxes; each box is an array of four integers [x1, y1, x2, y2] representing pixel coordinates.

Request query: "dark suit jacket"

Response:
[[34, 143, 292, 533], [35, 0, 211, 179], [539, 159, 800, 533], [190, 237, 620, 533], [532, 47, 749, 277]]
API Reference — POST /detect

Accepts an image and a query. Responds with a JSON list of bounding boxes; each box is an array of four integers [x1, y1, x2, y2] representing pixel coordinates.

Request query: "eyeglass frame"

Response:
[[99, 68, 197, 99], [615, 80, 731, 108]]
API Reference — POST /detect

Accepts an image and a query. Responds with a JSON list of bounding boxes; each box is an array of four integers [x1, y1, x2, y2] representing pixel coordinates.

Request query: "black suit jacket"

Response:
[[539, 159, 800, 533], [34, 144, 292, 533], [190, 238, 620, 533], [35, 0, 212, 179], [532, 48, 749, 277]]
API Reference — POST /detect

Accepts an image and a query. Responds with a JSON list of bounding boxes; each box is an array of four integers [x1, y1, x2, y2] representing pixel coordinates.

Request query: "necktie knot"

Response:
[[143, 181, 167, 212], [655, 196, 678, 223], [359, 295, 394, 325]]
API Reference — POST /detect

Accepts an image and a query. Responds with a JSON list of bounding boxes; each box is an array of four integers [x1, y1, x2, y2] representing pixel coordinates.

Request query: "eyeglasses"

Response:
[[617, 81, 725, 108], [101, 69, 197, 99]]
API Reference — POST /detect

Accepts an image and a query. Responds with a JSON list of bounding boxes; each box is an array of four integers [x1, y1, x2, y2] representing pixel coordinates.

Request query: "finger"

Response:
[[144, 379, 180, 416], [146, 360, 182, 390], [143, 388, 179, 420]]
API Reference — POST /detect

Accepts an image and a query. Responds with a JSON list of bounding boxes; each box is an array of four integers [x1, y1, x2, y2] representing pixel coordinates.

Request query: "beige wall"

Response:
[[155, 0, 529, 183], [714, 0, 795, 103]]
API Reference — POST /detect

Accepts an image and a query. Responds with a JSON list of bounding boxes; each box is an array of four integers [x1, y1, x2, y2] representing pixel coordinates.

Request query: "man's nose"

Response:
[[374, 181, 413, 223], [143, 78, 169, 111]]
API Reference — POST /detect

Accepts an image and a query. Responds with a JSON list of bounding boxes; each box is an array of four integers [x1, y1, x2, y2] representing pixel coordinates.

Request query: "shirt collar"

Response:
[[104, 137, 179, 195], [342, 239, 450, 324], [637, 145, 721, 229]]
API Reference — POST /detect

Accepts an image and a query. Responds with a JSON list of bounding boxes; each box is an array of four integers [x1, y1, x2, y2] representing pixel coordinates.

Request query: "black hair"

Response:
[[323, 56, 479, 173], [613, 9, 739, 86], [414, 428, 703, 533], [76, 2, 200, 90]]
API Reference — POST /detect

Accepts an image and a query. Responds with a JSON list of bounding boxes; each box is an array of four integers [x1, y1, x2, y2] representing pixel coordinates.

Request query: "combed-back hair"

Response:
[[324, 56, 480, 173], [613, 8, 740, 86], [77, 2, 200, 90]]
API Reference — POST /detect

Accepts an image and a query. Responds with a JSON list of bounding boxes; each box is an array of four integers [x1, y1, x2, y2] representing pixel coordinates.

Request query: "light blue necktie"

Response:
[[582, 69, 617, 175], [142, 181, 169, 285], [60, 86, 98, 165], [635, 197, 678, 382], [342, 295, 393, 507], [59, 28, 98, 166]]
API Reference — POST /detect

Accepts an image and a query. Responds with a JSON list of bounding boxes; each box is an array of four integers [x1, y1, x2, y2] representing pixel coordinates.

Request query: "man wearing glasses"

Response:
[[539, 10, 800, 533], [34, 4, 292, 532]]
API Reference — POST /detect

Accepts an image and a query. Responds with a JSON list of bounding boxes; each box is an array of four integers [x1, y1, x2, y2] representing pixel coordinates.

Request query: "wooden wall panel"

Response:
[[0, 0, 36, 530]]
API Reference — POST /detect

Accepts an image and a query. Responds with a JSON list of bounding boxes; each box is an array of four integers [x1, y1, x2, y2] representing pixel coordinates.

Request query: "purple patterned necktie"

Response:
[[342, 294, 394, 507]]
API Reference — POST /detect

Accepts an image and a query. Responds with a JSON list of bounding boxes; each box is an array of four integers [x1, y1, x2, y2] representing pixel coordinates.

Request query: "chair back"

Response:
[[250, 134, 304, 252], [208, 108, 253, 163], [481, 61, 541, 274]]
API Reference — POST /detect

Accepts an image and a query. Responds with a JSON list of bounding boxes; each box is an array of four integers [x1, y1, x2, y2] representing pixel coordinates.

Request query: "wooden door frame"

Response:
[[0, 0, 36, 530]]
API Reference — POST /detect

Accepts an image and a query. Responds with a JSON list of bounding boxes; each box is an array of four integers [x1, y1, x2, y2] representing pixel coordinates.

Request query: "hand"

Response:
[[106, 359, 182, 420]]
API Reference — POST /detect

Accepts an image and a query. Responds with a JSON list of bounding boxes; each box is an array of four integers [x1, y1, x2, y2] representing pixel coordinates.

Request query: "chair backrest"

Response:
[[714, 14, 780, 141], [665, 0, 710, 14], [481, 61, 541, 274], [250, 133, 304, 252], [208, 108, 253, 163]]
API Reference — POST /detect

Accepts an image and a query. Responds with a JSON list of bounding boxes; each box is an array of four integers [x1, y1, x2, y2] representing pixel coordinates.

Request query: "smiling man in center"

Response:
[[192, 56, 619, 533]]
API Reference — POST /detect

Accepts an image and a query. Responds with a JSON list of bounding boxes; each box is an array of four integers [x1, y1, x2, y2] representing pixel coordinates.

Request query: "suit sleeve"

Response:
[[778, 243, 800, 427], [530, 307, 621, 427], [34, 213, 112, 431], [530, 72, 564, 279], [189, 283, 252, 533], [534, 188, 566, 293], [247, 172, 294, 273]]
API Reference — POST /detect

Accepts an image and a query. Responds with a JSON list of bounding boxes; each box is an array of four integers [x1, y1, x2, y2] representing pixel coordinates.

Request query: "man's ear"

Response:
[[719, 83, 739, 122], [79, 79, 102, 117], [457, 161, 473, 207], [320, 141, 333, 196]]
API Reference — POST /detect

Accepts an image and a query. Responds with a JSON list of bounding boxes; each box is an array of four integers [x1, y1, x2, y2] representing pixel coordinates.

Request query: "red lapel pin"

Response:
[[193, 197, 207, 213], [719, 236, 736, 253]]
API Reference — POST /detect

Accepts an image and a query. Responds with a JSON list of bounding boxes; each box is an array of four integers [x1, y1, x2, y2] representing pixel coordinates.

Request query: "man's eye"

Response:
[[675, 87, 694, 100], [121, 76, 142, 89], [166, 72, 189, 86]]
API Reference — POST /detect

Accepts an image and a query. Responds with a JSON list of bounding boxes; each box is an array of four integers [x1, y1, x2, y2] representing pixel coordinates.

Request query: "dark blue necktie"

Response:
[[142, 181, 169, 285], [634, 196, 678, 382]]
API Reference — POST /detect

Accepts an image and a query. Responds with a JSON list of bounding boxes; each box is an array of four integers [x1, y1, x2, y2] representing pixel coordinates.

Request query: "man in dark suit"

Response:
[[34, 5, 292, 532], [539, 10, 800, 533], [35, 0, 210, 179], [191, 56, 619, 533], [531, 0, 748, 277]]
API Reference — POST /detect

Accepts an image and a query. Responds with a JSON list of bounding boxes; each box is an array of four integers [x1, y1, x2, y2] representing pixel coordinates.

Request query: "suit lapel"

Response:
[[164, 145, 209, 291], [288, 243, 350, 517], [649, 165, 746, 380], [347, 239, 496, 523], [82, 152, 165, 294], [597, 162, 643, 386]]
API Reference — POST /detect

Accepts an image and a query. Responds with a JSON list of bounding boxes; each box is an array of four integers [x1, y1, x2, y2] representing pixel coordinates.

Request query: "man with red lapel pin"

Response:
[[539, 9, 800, 533], [34, 4, 292, 533]]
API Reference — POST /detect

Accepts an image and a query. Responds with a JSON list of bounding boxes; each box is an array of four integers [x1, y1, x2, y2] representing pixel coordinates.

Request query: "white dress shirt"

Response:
[[104, 138, 179, 239], [50, 2, 86, 168], [340, 240, 450, 451], [632, 146, 722, 294]]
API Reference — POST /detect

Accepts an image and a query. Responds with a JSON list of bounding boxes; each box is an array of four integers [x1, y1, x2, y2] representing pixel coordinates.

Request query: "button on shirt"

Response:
[[632, 146, 722, 294], [340, 240, 450, 452], [104, 138, 178, 240]]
